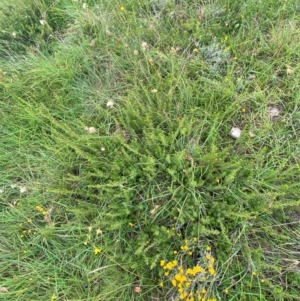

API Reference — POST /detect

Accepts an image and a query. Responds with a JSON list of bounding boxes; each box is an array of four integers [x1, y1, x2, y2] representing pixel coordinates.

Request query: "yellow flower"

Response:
[[36, 205, 43, 211], [171, 279, 177, 286], [174, 273, 187, 283], [206, 246, 211, 251], [50, 294, 57, 301], [120, 6, 125, 11], [261, 279, 265, 283], [94, 247, 101, 255], [188, 251, 193, 256], [192, 266, 201, 275], [173, 250, 178, 254], [160, 260, 165, 267], [209, 268, 215, 275], [252, 271, 257, 276], [205, 254, 211, 260], [179, 292, 188, 300], [159, 282, 164, 287], [224, 288, 229, 294], [186, 268, 194, 275], [128, 222, 133, 227], [164, 271, 169, 277]]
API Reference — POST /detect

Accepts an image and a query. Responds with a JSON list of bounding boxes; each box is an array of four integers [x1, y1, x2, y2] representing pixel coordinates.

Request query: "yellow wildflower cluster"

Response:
[[181, 245, 189, 251], [161, 259, 178, 270], [35, 205, 47, 216], [160, 248, 217, 301]]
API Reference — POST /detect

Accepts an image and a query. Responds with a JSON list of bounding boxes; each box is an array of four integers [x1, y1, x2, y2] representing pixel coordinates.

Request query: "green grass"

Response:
[[1, 0, 300, 300]]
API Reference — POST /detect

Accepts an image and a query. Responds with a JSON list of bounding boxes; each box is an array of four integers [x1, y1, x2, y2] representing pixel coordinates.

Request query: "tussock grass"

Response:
[[1, 0, 300, 300]]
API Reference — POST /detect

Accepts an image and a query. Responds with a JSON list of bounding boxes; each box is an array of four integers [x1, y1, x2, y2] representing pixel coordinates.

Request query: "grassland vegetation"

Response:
[[0, 0, 300, 300]]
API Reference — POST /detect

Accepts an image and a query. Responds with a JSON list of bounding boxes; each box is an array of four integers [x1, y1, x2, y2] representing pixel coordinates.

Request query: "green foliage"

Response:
[[0, 0, 75, 56], [1, 0, 300, 300]]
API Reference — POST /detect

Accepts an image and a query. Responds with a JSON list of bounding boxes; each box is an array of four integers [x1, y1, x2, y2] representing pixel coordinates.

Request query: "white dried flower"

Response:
[[100, 147, 105, 151], [248, 74, 256, 80], [88, 127, 96, 134], [230, 127, 241, 139], [106, 100, 114, 108], [84, 126, 97, 134], [249, 131, 255, 138], [19, 186, 27, 193], [141, 41, 148, 51], [82, 3, 88, 9], [12, 32, 16, 38], [286, 65, 293, 75], [151, 89, 158, 93], [0, 189, 3, 194], [267, 106, 280, 117], [148, 58, 154, 66], [133, 50, 139, 56], [39, 19, 46, 26], [89, 39, 96, 47], [150, 205, 160, 215]]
